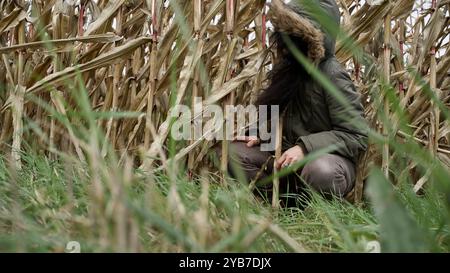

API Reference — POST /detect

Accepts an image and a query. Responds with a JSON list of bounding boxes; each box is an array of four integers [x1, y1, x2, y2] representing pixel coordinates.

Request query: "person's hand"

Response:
[[276, 145, 305, 169], [234, 136, 260, 147]]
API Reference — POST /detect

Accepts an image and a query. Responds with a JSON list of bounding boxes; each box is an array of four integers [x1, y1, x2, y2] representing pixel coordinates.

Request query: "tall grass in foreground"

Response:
[[1, 151, 449, 252], [0, 0, 449, 252]]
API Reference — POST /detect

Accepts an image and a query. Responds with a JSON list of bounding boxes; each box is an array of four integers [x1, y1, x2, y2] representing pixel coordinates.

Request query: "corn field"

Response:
[[0, 0, 449, 176], [0, 0, 450, 252]]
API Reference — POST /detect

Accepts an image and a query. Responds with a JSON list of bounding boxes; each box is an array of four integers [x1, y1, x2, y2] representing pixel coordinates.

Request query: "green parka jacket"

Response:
[[270, 0, 368, 164]]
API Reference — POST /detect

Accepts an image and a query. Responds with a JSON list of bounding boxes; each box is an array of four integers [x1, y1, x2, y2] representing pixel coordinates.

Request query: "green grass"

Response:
[[1, 151, 448, 253]]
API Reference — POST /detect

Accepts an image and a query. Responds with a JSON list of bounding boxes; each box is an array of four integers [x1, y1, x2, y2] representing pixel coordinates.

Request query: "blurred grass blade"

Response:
[[366, 168, 430, 253]]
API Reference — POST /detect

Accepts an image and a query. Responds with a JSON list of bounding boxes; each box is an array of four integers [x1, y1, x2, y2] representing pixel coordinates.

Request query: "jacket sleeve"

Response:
[[297, 65, 368, 164]]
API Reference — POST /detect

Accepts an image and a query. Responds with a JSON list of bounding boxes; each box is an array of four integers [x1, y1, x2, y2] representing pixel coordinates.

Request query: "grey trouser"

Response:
[[218, 142, 355, 202]]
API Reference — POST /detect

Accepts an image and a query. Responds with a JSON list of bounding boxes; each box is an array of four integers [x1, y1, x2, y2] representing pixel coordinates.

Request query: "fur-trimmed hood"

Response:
[[268, 0, 341, 62]]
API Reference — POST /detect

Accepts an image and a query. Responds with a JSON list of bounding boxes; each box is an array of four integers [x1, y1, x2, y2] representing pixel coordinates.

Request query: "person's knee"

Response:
[[216, 142, 244, 160], [215, 142, 258, 172], [228, 142, 252, 164], [300, 155, 351, 197]]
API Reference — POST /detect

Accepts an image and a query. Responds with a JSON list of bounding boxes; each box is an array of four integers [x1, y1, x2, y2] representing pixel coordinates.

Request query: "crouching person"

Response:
[[216, 0, 368, 206]]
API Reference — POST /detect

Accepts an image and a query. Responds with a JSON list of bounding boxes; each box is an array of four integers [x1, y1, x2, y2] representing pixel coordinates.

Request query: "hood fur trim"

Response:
[[268, 0, 325, 62]]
